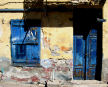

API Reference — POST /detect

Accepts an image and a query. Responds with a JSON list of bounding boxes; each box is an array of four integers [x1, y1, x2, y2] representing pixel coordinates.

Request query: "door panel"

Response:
[[15, 45, 26, 62], [11, 20, 24, 43], [73, 36, 85, 80], [86, 30, 97, 80], [26, 45, 40, 64]]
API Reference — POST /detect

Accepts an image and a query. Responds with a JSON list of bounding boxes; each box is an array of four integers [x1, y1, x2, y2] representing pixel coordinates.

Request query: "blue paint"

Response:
[[0, 67, 4, 73], [86, 29, 97, 80], [73, 35, 85, 80], [0, 9, 43, 12], [73, 29, 97, 80], [11, 19, 41, 66], [97, 18, 106, 22], [16, 45, 26, 59]]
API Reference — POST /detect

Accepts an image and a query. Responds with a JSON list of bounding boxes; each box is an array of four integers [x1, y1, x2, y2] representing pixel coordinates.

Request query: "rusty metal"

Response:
[[74, 69, 84, 77]]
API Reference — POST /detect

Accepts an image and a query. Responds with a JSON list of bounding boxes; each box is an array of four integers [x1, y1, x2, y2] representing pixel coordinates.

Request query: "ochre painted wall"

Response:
[[102, 0, 108, 82], [103, 0, 108, 59], [0, 13, 24, 59], [0, 0, 24, 9]]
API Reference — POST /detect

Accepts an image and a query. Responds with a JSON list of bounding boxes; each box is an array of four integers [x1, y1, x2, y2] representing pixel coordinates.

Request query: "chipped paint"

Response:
[[41, 12, 73, 59], [41, 59, 52, 68], [0, 57, 73, 82]]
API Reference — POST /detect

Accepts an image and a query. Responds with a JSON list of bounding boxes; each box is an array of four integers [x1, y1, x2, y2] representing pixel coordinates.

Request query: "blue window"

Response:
[[10, 20, 41, 66]]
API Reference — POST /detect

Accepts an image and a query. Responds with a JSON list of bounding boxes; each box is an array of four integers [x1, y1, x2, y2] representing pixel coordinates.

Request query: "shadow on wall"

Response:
[[23, 0, 73, 27], [23, 0, 43, 19]]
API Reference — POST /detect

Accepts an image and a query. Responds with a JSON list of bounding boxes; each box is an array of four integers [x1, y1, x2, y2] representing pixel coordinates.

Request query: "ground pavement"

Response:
[[0, 80, 108, 87]]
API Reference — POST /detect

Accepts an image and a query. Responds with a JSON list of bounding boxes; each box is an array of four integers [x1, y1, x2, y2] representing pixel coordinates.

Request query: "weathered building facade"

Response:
[[0, 0, 108, 83]]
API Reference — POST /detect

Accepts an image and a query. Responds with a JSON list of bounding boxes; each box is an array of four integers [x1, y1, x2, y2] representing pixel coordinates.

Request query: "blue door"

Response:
[[73, 29, 97, 80], [73, 36, 85, 80], [11, 20, 41, 66], [86, 29, 97, 80]]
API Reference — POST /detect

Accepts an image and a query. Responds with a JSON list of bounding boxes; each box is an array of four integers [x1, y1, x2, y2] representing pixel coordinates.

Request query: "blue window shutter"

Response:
[[11, 20, 41, 66], [11, 20, 24, 43], [26, 27, 41, 64]]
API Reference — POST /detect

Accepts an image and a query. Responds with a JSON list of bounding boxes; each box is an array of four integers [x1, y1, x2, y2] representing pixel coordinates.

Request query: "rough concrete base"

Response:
[[0, 80, 107, 87]]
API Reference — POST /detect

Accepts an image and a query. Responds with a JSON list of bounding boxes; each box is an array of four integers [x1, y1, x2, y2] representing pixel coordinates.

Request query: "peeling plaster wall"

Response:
[[0, 57, 73, 82], [0, 0, 107, 83], [41, 12, 73, 59], [0, 11, 73, 82], [102, 0, 108, 83]]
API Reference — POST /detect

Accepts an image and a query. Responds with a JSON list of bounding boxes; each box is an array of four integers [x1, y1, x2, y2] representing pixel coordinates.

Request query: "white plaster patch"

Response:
[[5, 67, 35, 78], [57, 60, 65, 65], [12, 37, 19, 41], [50, 45, 60, 56], [53, 45, 60, 51], [41, 59, 51, 68], [41, 30, 45, 48]]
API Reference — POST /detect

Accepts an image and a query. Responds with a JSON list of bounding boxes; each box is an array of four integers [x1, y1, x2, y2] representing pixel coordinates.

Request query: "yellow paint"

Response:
[[41, 12, 73, 59], [0, 0, 24, 9], [41, 27, 73, 59], [0, 13, 23, 59]]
